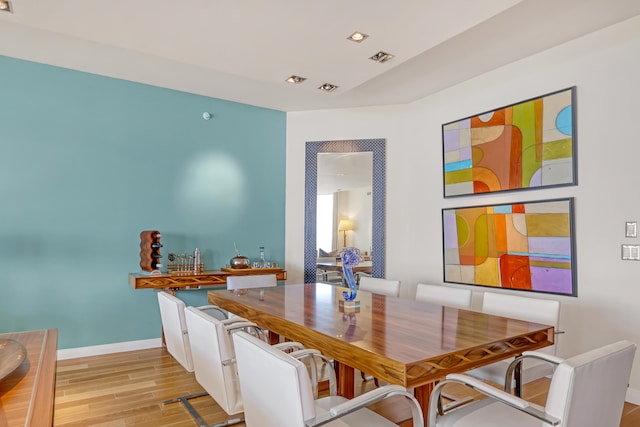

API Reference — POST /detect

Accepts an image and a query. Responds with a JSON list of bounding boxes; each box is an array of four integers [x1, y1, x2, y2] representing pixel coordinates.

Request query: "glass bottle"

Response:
[[258, 246, 266, 268], [194, 248, 201, 273]]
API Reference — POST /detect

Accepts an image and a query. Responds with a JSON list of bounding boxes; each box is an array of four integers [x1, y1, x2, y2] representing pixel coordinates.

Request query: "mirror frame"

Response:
[[304, 138, 386, 283]]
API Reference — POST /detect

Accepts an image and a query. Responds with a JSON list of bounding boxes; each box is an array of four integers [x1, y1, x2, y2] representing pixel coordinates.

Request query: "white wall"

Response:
[[286, 15, 640, 400]]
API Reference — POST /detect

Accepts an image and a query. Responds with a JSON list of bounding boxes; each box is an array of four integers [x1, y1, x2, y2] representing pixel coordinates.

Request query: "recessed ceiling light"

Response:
[[286, 75, 307, 84], [369, 51, 394, 63], [318, 83, 338, 93], [347, 32, 369, 43], [0, 0, 12, 12]]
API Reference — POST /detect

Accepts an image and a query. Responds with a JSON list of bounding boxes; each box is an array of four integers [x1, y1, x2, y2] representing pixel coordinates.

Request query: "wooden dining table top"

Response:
[[208, 283, 554, 389]]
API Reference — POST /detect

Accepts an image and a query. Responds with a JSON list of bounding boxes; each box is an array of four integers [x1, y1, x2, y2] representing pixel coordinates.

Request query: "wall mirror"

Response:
[[304, 138, 385, 283]]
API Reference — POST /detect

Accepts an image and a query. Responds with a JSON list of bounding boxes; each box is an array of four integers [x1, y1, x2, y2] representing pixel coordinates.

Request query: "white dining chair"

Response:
[[428, 340, 636, 427], [226, 274, 277, 290], [156, 290, 229, 372], [233, 330, 425, 427], [315, 260, 343, 284], [414, 283, 474, 410], [357, 276, 401, 384], [225, 274, 278, 320], [468, 292, 561, 395], [164, 306, 335, 427], [316, 254, 342, 283], [358, 276, 400, 297], [415, 283, 472, 309]]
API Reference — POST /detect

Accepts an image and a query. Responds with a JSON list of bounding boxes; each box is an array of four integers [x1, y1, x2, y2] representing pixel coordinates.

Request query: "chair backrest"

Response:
[[415, 283, 472, 309], [482, 292, 560, 354], [226, 274, 277, 290], [233, 331, 316, 427], [546, 340, 636, 427], [157, 291, 193, 372], [184, 306, 243, 415], [359, 277, 400, 297]]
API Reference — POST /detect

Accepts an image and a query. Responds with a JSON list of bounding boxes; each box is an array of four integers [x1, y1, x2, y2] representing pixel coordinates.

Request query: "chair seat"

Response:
[[314, 396, 401, 426], [431, 398, 541, 427]]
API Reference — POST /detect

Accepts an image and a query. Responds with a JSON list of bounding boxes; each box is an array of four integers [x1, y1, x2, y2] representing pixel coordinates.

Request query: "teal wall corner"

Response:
[[0, 55, 286, 349]]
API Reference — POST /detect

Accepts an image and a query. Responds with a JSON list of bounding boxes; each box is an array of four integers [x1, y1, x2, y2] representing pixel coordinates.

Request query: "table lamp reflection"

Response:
[[338, 219, 355, 247]]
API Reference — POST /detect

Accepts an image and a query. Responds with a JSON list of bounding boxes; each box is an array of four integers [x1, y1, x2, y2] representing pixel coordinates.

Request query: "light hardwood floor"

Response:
[[54, 347, 640, 426]]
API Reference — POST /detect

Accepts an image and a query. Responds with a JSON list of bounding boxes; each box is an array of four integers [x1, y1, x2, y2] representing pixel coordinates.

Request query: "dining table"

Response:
[[208, 283, 554, 426]]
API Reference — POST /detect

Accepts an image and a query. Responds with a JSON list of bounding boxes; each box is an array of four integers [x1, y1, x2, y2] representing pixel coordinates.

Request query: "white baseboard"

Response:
[[57, 338, 162, 360], [626, 387, 640, 406]]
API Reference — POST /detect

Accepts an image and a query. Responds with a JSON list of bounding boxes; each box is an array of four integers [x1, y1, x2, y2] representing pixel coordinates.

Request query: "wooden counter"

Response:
[[129, 268, 287, 290], [0, 329, 58, 426]]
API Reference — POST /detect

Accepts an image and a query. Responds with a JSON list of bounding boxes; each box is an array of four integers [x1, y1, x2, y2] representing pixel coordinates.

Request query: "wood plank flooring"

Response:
[[54, 346, 640, 426]]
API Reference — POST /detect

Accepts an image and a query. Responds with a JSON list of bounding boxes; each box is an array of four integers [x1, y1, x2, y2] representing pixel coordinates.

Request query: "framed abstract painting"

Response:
[[442, 198, 576, 296], [443, 87, 576, 197]]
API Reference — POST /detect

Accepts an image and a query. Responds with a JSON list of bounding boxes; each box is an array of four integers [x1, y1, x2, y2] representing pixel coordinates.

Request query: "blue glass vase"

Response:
[[340, 247, 361, 302], [342, 264, 357, 301]]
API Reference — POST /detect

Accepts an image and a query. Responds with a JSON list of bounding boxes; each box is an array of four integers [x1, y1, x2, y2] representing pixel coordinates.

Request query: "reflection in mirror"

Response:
[[304, 139, 385, 283], [317, 152, 372, 255]]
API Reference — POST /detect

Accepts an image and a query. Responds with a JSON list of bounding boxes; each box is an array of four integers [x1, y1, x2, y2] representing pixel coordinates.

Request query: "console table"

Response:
[[0, 329, 58, 426], [129, 268, 287, 290]]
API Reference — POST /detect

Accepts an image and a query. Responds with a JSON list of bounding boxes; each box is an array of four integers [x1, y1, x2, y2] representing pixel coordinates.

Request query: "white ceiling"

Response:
[[1, 0, 639, 112], [318, 152, 373, 195]]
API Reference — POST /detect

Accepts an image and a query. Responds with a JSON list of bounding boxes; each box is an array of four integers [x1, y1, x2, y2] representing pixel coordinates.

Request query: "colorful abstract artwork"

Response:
[[442, 198, 576, 296], [443, 87, 576, 197]]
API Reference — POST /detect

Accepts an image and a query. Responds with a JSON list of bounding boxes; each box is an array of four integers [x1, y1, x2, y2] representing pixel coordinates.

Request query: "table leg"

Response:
[[414, 383, 434, 427], [335, 361, 355, 399], [268, 331, 280, 345]]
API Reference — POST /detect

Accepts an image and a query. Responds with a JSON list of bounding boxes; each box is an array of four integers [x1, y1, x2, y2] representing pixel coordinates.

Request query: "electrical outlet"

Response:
[[626, 221, 637, 238], [622, 244, 640, 260]]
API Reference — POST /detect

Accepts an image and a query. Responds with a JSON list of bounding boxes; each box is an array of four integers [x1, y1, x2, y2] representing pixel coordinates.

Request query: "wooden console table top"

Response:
[[0, 329, 58, 427], [129, 268, 287, 290]]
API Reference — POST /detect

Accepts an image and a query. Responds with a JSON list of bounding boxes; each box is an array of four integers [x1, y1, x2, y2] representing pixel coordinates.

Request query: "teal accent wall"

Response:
[[0, 55, 286, 349]]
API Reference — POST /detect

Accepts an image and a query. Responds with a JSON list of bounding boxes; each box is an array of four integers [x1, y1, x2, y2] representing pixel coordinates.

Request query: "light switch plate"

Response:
[[626, 221, 637, 238], [622, 244, 640, 260]]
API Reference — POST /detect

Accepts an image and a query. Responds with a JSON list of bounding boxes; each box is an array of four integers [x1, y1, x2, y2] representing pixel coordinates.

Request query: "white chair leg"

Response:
[[360, 370, 381, 387], [163, 393, 244, 427], [440, 392, 474, 412]]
